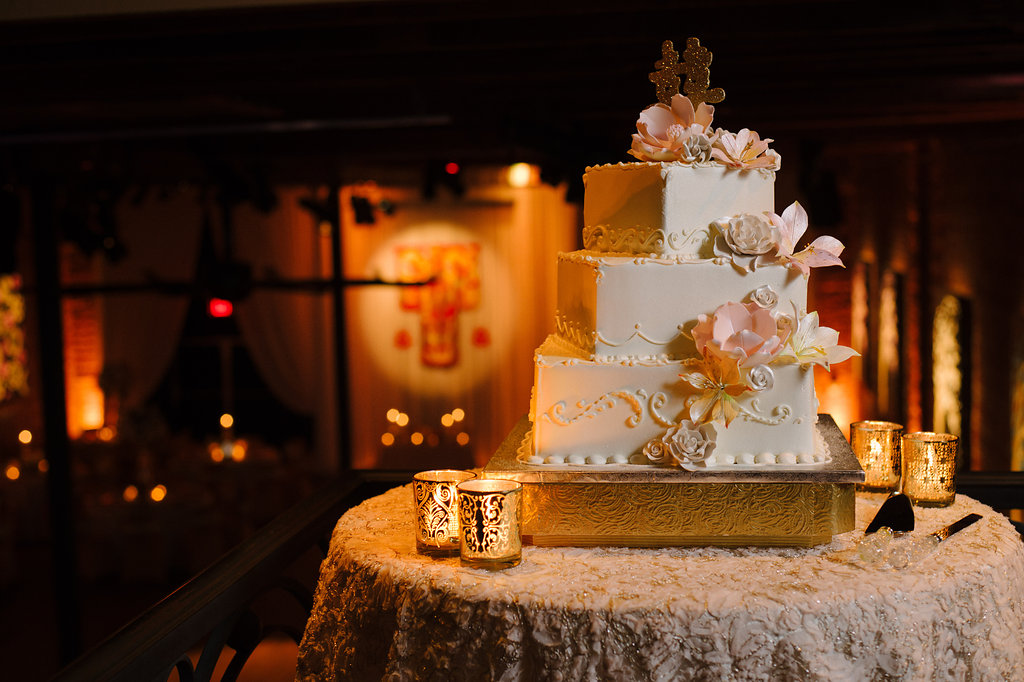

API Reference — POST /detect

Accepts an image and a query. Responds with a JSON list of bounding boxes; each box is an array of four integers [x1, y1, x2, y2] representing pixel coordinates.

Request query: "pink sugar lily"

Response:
[[711, 128, 780, 170], [769, 201, 845, 276]]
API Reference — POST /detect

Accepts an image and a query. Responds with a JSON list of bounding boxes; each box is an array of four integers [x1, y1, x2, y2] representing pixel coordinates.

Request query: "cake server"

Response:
[[885, 513, 983, 569], [858, 512, 982, 568], [864, 492, 915, 534], [930, 513, 983, 543]]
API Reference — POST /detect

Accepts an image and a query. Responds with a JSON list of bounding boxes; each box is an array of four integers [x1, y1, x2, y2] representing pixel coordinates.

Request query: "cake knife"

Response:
[[885, 513, 983, 569], [858, 512, 982, 567]]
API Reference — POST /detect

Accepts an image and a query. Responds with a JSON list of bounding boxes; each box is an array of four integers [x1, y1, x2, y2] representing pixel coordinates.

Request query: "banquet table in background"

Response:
[[296, 486, 1024, 681]]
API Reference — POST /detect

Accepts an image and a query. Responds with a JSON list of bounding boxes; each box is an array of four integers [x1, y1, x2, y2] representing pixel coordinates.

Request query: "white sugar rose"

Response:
[[663, 421, 717, 470], [643, 438, 673, 464], [751, 285, 778, 309], [746, 364, 775, 392], [678, 132, 713, 163], [720, 214, 777, 255]]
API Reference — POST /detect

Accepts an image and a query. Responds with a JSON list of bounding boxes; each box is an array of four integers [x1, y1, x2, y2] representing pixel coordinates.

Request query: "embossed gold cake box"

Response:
[[483, 415, 863, 548]]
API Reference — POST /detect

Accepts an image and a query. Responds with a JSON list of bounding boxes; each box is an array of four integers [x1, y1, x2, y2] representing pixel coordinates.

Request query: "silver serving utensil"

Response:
[[857, 493, 915, 563], [931, 513, 982, 542], [861, 512, 983, 569], [865, 492, 915, 534]]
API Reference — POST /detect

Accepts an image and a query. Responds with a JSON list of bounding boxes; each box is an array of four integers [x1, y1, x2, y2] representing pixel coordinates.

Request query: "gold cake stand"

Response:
[[483, 414, 863, 547]]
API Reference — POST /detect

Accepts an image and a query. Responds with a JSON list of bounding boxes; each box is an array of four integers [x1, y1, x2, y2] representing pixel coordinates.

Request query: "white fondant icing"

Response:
[[583, 163, 775, 258], [556, 253, 807, 360], [529, 339, 818, 468]]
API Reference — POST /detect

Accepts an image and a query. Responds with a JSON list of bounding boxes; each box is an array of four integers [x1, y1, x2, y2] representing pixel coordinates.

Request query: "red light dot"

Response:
[[208, 298, 233, 318], [445, 162, 460, 175]]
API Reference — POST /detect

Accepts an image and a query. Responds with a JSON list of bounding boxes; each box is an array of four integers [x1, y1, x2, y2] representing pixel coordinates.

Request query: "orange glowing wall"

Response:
[[61, 244, 105, 437]]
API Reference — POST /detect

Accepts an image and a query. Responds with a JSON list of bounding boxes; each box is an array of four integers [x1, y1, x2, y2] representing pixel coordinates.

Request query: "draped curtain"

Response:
[[233, 188, 337, 472], [104, 188, 203, 414]]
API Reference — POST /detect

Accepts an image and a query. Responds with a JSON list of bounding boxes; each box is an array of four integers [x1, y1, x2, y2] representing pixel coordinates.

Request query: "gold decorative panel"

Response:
[[484, 415, 861, 547]]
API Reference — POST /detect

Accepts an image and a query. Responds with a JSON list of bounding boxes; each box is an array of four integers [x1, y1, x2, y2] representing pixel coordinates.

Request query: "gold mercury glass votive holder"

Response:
[[901, 432, 959, 507], [413, 469, 477, 555], [457, 478, 523, 570], [850, 420, 903, 493]]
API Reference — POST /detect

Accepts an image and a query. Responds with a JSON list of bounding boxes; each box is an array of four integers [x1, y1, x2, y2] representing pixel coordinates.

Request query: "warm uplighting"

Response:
[[386, 408, 400, 423], [150, 484, 168, 502], [381, 432, 395, 446], [81, 391, 105, 432], [220, 413, 234, 429], [820, 380, 854, 440], [456, 432, 470, 446], [507, 163, 538, 188], [231, 440, 247, 461], [209, 443, 225, 462], [17, 429, 31, 445], [411, 432, 424, 445], [451, 408, 465, 422], [933, 295, 962, 436], [5, 463, 20, 481], [123, 485, 139, 502], [441, 413, 455, 428], [97, 426, 115, 442]]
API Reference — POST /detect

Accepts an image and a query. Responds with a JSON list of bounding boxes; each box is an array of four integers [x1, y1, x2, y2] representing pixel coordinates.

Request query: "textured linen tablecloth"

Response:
[[296, 486, 1024, 681]]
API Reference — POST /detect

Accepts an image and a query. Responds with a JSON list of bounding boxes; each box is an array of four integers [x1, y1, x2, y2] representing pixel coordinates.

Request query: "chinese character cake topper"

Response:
[[648, 37, 726, 108]]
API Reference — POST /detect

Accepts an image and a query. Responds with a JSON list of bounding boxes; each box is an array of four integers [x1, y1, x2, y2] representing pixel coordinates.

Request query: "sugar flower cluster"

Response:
[[712, 202, 845, 277], [629, 94, 780, 170], [643, 289, 857, 470]]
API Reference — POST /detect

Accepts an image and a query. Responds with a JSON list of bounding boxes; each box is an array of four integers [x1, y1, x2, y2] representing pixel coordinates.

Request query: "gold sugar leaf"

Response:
[[681, 37, 725, 107], [648, 39, 685, 105]]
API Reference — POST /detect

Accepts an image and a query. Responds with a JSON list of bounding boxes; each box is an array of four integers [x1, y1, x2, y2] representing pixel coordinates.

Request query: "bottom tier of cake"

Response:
[[483, 414, 863, 547]]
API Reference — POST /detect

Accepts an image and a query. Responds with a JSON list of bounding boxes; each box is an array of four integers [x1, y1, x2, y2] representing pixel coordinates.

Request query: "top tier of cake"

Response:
[[582, 162, 775, 260]]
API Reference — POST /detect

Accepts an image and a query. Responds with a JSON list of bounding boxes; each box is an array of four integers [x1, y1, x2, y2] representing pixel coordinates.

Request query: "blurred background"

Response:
[[0, 0, 1022, 679]]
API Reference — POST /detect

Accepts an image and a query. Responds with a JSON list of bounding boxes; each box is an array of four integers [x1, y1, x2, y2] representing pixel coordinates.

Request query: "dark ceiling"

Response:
[[1, 0, 1023, 183]]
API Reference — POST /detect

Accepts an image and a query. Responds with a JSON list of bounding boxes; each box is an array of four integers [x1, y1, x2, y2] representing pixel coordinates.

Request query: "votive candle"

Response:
[[901, 432, 958, 507], [850, 421, 903, 492], [457, 478, 523, 570], [413, 469, 477, 555]]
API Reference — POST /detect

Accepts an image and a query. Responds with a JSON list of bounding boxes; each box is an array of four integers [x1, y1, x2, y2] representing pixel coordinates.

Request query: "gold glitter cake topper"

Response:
[[648, 37, 726, 108]]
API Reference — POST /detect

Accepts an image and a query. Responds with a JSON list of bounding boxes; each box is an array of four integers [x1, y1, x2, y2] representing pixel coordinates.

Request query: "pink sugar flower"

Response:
[[769, 201, 845, 276], [629, 94, 716, 163], [711, 128, 780, 170], [690, 301, 788, 368]]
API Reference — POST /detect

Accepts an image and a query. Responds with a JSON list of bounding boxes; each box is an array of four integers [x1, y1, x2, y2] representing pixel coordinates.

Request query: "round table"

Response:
[[296, 485, 1024, 681]]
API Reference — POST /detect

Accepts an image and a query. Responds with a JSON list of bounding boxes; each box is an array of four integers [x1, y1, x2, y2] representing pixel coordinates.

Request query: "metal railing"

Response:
[[50, 470, 1024, 681], [51, 471, 413, 682]]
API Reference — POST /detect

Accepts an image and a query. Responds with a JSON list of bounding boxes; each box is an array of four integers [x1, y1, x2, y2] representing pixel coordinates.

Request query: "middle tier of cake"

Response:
[[555, 251, 808, 360]]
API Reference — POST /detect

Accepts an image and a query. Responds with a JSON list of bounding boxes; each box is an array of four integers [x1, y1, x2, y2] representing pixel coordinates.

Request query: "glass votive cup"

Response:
[[457, 478, 523, 570], [413, 469, 477, 555], [850, 420, 903, 492], [901, 432, 959, 507]]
